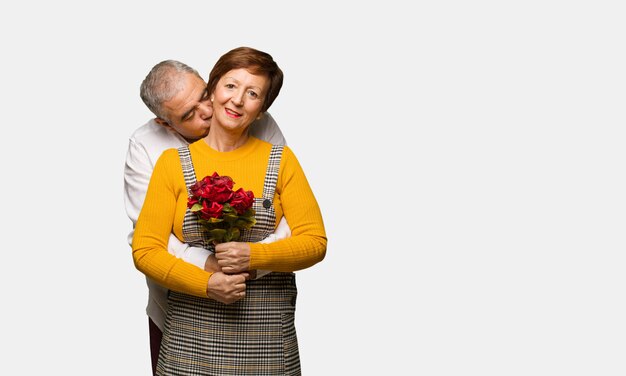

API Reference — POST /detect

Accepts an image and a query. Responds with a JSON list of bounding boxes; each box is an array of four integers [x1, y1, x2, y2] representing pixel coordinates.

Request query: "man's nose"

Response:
[[199, 102, 213, 119]]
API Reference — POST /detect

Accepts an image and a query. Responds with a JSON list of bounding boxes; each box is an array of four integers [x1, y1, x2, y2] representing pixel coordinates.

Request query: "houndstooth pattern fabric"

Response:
[[157, 144, 299, 375], [159, 273, 299, 376], [178, 146, 213, 250]]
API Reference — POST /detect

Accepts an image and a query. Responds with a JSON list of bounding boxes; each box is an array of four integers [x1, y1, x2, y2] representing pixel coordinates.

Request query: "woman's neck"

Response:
[[204, 126, 249, 152]]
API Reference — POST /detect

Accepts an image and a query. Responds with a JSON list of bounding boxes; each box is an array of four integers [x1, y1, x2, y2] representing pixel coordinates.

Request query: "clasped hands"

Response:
[[205, 242, 254, 304]]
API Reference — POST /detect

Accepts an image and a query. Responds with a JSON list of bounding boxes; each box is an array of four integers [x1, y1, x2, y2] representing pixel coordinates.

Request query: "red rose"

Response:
[[204, 172, 234, 203], [187, 197, 200, 209], [207, 172, 234, 189], [190, 172, 235, 202], [230, 188, 255, 214], [199, 200, 224, 220], [190, 180, 211, 199]]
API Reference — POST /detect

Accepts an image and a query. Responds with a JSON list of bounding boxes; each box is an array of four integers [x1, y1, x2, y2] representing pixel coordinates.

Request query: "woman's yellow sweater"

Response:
[[132, 137, 327, 298]]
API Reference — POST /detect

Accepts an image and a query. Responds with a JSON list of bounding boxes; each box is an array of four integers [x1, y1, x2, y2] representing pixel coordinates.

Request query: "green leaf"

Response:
[[223, 214, 238, 224], [224, 228, 232, 242], [209, 228, 226, 242], [190, 203, 203, 212], [231, 227, 240, 241], [235, 218, 256, 229]]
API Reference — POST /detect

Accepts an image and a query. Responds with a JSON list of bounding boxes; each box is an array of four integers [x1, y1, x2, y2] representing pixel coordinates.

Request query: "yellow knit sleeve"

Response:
[[248, 146, 327, 271], [132, 149, 212, 298]]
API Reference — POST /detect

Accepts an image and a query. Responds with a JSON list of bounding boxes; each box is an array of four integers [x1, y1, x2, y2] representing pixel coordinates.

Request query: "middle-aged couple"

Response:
[[124, 46, 327, 375]]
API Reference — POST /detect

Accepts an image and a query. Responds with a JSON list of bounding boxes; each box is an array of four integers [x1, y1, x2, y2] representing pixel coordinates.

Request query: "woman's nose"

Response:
[[231, 90, 244, 106]]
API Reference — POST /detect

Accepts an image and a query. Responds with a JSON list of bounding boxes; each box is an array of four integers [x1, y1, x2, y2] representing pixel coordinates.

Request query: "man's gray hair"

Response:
[[140, 60, 201, 121]]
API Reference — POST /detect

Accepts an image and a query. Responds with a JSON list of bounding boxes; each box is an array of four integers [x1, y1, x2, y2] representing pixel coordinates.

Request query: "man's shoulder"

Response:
[[130, 119, 186, 148], [128, 119, 188, 162], [129, 119, 167, 141], [252, 112, 277, 129], [249, 112, 286, 145]]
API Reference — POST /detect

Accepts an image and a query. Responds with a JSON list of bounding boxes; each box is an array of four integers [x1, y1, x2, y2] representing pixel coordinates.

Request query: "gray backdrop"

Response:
[[1, 1, 624, 375]]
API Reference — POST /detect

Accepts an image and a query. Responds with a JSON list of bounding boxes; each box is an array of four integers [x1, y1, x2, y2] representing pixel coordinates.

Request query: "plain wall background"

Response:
[[1, 1, 624, 375]]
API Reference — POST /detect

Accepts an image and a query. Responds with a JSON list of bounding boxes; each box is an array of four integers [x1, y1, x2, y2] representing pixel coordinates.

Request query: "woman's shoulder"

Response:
[[248, 136, 277, 152], [153, 147, 186, 171], [250, 136, 290, 151], [251, 138, 297, 160], [160, 146, 184, 159], [279, 144, 296, 158]]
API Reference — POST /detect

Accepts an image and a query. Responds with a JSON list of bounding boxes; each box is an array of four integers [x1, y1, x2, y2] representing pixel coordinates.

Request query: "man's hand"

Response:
[[206, 272, 248, 304], [214, 242, 251, 274]]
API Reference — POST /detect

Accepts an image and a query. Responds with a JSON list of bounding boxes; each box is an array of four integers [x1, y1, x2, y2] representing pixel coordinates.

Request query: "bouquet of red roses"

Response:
[[187, 172, 256, 243]]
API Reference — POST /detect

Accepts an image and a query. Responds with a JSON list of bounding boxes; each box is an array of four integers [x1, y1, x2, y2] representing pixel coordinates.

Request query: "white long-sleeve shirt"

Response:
[[124, 113, 289, 330]]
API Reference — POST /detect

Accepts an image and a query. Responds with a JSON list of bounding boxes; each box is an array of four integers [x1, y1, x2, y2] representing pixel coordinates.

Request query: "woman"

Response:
[[132, 46, 327, 375]]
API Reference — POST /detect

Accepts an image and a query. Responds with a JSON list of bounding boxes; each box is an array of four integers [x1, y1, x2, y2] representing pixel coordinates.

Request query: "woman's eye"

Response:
[[247, 90, 258, 98], [225, 84, 235, 89]]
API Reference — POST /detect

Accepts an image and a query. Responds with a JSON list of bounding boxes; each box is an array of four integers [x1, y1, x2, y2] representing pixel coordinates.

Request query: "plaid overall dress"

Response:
[[156, 145, 301, 376]]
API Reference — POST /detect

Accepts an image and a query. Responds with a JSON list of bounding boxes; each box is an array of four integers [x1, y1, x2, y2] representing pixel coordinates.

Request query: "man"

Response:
[[124, 60, 289, 374]]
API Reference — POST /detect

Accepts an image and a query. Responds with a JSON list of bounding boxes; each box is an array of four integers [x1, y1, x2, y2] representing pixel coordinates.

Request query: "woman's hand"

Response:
[[214, 242, 251, 274]]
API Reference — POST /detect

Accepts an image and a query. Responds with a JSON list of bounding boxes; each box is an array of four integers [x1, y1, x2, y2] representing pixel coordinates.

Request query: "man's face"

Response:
[[159, 73, 213, 142]]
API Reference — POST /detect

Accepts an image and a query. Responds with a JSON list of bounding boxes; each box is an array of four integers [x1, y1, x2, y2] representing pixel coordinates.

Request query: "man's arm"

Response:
[[124, 136, 211, 269]]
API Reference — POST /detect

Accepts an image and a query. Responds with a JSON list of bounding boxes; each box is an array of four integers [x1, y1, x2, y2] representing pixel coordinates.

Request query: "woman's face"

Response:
[[211, 68, 269, 133]]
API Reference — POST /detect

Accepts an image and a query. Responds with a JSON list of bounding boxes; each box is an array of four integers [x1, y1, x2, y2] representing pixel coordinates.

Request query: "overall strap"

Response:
[[246, 145, 284, 239], [177, 146, 211, 248], [261, 145, 284, 205], [177, 145, 198, 190]]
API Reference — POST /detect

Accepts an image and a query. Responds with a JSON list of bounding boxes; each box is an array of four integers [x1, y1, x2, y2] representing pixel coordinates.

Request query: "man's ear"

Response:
[[154, 118, 170, 128]]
